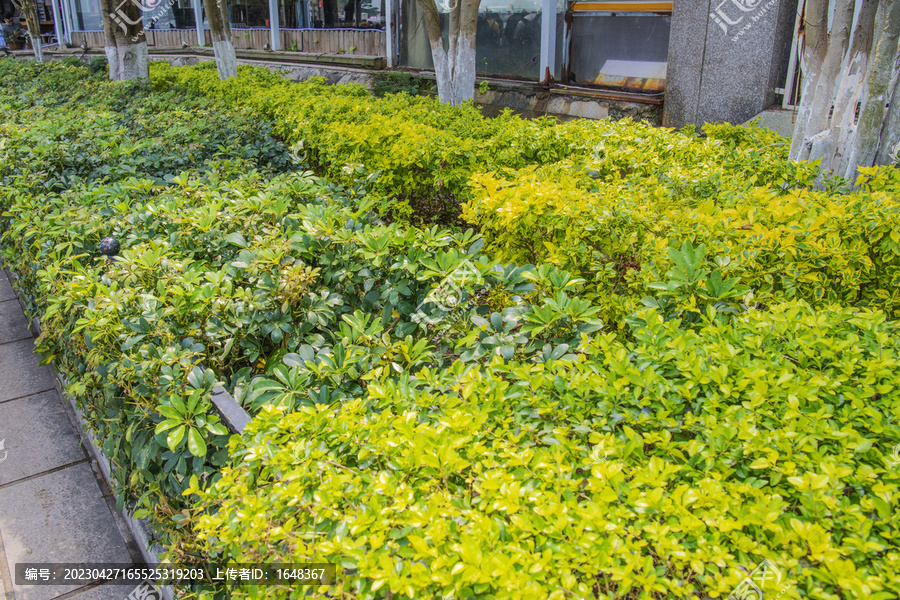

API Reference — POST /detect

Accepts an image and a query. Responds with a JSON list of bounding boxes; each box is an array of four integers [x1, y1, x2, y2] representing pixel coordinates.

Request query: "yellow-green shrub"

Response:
[[466, 165, 900, 323], [148, 62, 814, 227], [146, 61, 900, 322], [184, 302, 900, 600]]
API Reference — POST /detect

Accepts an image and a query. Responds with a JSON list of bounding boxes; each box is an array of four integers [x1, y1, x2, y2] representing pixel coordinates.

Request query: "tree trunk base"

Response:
[[212, 39, 238, 79], [29, 36, 43, 62], [119, 41, 149, 80]]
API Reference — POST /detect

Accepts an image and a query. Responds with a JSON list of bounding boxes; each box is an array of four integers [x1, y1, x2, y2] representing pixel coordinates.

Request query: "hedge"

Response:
[[1, 59, 898, 600], [148, 63, 813, 226], [149, 62, 900, 326], [186, 303, 900, 600], [0, 58, 599, 525]]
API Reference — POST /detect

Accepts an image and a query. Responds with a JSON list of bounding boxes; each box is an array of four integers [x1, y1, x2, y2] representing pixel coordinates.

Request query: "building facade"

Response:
[[50, 0, 801, 127]]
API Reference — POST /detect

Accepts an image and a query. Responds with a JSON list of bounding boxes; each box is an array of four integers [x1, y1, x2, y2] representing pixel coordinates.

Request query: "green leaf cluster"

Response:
[[190, 303, 900, 600], [147, 62, 900, 326], [0, 58, 603, 542]]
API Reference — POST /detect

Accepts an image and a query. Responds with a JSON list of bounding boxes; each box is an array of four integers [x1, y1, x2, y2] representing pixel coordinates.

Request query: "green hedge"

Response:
[[2, 60, 899, 600], [149, 62, 900, 326], [188, 303, 900, 600], [0, 57, 599, 525], [148, 62, 813, 225]]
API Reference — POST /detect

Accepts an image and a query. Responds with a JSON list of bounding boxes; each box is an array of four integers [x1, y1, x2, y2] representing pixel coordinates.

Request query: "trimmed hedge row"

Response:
[[0, 57, 599, 527], [149, 62, 900, 326], [466, 154, 900, 324], [1, 60, 898, 600], [188, 303, 900, 600]]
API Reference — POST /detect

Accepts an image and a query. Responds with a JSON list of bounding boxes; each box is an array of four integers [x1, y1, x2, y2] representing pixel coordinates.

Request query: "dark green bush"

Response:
[[372, 71, 435, 97], [0, 58, 599, 537]]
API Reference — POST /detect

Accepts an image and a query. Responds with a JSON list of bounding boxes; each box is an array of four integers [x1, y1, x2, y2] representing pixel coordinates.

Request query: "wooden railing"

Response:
[[71, 28, 385, 57]]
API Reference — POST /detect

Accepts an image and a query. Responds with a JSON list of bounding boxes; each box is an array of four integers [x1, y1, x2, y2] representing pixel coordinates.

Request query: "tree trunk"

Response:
[[794, 0, 855, 149], [101, 0, 120, 81], [872, 64, 900, 165], [789, 0, 829, 159], [852, 0, 900, 173], [417, 0, 480, 106], [202, 0, 238, 79], [828, 0, 879, 175], [790, 0, 900, 180], [100, 0, 149, 80], [11, 0, 43, 62]]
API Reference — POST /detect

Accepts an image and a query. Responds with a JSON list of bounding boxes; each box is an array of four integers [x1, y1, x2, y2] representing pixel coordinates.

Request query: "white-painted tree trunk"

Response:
[[851, 0, 900, 174], [418, 0, 480, 106], [105, 45, 120, 80], [118, 41, 149, 81], [431, 32, 476, 105], [788, 0, 828, 159], [29, 36, 43, 62], [828, 0, 878, 175], [100, 0, 147, 80], [872, 63, 900, 165], [12, 0, 43, 62], [213, 40, 238, 79], [790, 0, 900, 181], [203, 0, 239, 80], [794, 0, 854, 148], [789, 60, 822, 159]]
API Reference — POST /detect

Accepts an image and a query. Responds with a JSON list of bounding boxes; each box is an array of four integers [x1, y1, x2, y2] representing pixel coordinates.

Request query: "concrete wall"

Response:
[[664, 0, 798, 128], [475, 82, 660, 124]]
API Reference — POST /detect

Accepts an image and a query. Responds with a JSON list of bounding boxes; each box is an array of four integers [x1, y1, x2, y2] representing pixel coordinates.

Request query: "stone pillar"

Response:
[[538, 0, 556, 82], [268, 0, 281, 50], [664, 0, 799, 128], [193, 0, 205, 46]]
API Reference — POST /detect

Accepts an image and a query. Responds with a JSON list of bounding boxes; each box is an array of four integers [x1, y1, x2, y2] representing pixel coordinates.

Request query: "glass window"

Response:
[[77, 0, 192, 31], [280, 0, 308, 28], [227, 0, 269, 28], [168, 2, 198, 28], [142, 0, 192, 30], [567, 12, 671, 90], [74, 0, 103, 30], [478, 1, 542, 79], [401, 0, 544, 80], [302, 0, 382, 29]]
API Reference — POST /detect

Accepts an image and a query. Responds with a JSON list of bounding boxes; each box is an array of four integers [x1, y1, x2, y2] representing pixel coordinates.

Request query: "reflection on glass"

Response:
[[401, 0, 543, 79], [72, 0, 384, 31], [226, 0, 269, 28], [568, 15, 670, 89], [280, 0, 384, 29], [141, 0, 191, 30], [477, 6, 541, 78], [74, 0, 103, 30]]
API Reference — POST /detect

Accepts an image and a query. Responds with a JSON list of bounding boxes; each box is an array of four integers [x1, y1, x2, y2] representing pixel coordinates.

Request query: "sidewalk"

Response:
[[0, 268, 144, 600]]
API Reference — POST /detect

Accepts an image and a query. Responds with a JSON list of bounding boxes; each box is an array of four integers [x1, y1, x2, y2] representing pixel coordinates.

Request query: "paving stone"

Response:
[[0, 390, 86, 485], [0, 273, 14, 302], [0, 298, 31, 344], [0, 463, 132, 600], [0, 338, 57, 403]]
